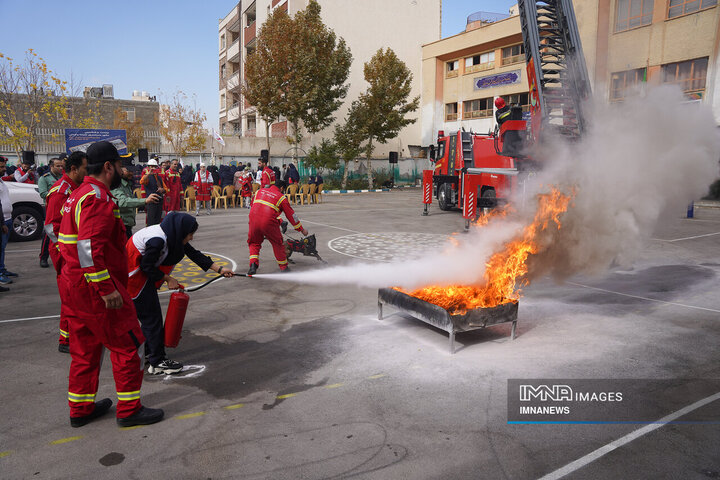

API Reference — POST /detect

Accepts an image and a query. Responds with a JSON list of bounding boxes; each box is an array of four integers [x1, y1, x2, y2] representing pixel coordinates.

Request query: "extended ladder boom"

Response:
[[518, 0, 591, 140]]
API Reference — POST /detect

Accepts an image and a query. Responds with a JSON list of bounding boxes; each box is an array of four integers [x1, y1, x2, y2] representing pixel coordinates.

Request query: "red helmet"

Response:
[[494, 97, 506, 109]]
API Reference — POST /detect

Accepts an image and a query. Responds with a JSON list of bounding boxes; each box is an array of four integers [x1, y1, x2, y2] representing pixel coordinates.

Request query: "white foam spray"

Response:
[[261, 86, 720, 288]]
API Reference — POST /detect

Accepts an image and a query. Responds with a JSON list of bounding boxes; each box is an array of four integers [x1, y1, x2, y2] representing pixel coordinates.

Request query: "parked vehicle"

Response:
[[7, 182, 44, 242]]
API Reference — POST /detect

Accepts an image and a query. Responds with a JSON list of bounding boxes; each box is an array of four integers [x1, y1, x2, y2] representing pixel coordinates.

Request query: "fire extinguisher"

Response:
[[165, 287, 189, 348]]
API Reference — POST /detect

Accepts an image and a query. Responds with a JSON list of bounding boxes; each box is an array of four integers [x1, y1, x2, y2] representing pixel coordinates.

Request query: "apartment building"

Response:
[[421, 1, 720, 146], [219, 0, 441, 158]]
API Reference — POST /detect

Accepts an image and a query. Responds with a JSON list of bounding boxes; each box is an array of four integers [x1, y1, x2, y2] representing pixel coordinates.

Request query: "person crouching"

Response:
[[127, 212, 233, 374]]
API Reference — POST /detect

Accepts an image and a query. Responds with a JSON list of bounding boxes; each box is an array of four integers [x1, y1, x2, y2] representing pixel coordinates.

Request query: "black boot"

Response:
[[116, 406, 164, 427], [70, 398, 113, 428], [58, 343, 70, 354], [40, 258, 49, 268], [247, 263, 258, 275]]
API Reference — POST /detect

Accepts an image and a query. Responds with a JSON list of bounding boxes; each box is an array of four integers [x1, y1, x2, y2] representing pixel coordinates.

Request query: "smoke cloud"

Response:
[[263, 86, 720, 289]]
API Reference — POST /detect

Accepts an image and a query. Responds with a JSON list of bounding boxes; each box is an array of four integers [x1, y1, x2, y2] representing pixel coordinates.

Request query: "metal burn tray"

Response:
[[377, 288, 518, 354]]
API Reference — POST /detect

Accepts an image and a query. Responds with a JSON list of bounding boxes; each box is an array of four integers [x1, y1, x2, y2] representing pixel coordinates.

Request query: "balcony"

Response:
[[227, 102, 240, 122], [445, 113, 458, 121], [462, 109, 492, 120], [446, 70, 458, 79], [244, 21, 256, 46], [227, 38, 240, 63], [227, 71, 241, 91], [501, 55, 523, 66], [464, 62, 494, 74]]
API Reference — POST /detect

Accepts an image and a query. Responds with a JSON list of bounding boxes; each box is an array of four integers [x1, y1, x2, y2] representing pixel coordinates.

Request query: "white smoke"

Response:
[[262, 86, 720, 288]]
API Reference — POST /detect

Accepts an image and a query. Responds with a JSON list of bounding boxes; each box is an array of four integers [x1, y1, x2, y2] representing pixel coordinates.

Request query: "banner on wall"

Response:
[[64, 129, 128, 155], [474, 70, 521, 90]]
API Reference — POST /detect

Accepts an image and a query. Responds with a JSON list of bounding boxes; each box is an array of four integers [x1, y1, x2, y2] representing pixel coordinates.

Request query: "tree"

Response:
[[354, 48, 419, 188], [334, 101, 365, 188], [305, 138, 339, 173], [243, 0, 352, 162], [159, 91, 207, 158], [113, 107, 148, 154], [0, 49, 67, 160]]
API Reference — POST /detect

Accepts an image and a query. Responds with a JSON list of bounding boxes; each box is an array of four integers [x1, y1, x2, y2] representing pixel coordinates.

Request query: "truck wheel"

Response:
[[438, 184, 452, 211], [481, 189, 496, 215], [10, 206, 43, 242]]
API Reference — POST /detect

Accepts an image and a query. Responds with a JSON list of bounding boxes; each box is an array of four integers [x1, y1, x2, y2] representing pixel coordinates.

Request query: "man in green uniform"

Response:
[[112, 166, 161, 240]]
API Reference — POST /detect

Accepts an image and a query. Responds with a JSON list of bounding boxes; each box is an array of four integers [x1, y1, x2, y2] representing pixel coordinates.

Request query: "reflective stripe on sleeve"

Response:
[[84, 269, 110, 283], [44, 224, 58, 243], [58, 233, 78, 244], [77, 239, 94, 268]]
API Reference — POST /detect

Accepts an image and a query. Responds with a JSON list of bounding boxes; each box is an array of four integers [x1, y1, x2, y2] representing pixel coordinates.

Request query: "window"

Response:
[[220, 93, 226, 110], [668, 0, 717, 18], [123, 107, 135, 122], [246, 116, 257, 136], [446, 60, 459, 78], [221, 64, 227, 79], [615, 0, 653, 32], [220, 34, 226, 50], [465, 51, 495, 73], [502, 44, 525, 65], [445, 103, 458, 121], [462, 98, 493, 119], [662, 57, 708, 95], [502, 93, 530, 111], [610, 68, 646, 101]]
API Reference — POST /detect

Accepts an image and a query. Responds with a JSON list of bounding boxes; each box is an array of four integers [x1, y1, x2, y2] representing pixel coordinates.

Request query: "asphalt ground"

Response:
[[0, 189, 719, 479]]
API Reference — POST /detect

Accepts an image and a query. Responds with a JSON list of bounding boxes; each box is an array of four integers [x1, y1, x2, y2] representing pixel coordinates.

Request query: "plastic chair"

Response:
[[215, 185, 234, 209], [308, 184, 317, 204], [298, 184, 311, 205], [314, 183, 323, 204], [286, 183, 299, 204], [252, 183, 260, 194], [133, 188, 143, 199], [184, 186, 196, 212]]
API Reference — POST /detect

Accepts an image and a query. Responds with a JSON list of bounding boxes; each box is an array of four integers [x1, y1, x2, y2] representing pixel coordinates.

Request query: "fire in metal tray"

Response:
[[377, 287, 518, 354]]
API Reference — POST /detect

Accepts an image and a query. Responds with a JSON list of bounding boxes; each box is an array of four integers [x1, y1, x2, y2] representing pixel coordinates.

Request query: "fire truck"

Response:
[[422, 0, 591, 229]]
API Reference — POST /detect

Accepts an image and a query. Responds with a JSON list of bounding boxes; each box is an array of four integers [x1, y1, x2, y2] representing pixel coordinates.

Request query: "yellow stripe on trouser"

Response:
[[117, 390, 140, 401], [68, 392, 96, 403], [84, 269, 110, 283], [249, 255, 259, 259], [277, 259, 288, 265], [59, 329, 69, 339]]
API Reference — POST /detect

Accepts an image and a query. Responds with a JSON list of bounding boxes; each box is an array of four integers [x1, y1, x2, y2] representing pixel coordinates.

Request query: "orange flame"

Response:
[[402, 187, 572, 314]]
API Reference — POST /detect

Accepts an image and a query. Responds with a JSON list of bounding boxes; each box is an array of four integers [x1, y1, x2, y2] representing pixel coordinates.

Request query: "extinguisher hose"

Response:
[[182, 272, 250, 293]]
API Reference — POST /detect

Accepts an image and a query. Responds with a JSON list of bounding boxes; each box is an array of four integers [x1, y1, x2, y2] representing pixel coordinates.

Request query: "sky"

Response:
[[0, 0, 518, 130]]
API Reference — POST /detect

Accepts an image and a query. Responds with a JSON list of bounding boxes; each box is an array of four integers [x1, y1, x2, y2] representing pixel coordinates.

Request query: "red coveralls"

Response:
[[248, 185, 302, 270], [260, 167, 275, 187], [44, 174, 78, 347], [58, 176, 145, 419], [193, 170, 213, 202], [163, 169, 182, 212]]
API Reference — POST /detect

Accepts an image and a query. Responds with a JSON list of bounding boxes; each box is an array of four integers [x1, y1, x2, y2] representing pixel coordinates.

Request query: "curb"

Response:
[[321, 186, 420, 194]]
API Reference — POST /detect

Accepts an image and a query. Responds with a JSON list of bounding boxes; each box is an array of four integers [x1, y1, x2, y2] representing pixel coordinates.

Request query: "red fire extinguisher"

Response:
[[164, 286, 189, 348]]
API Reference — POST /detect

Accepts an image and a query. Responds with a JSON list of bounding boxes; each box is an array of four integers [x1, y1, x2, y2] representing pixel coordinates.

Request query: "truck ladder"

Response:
[[518, 0, 591, 139]]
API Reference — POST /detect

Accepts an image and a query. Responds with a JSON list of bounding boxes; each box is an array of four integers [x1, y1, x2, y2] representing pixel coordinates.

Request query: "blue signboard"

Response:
[[474, 70, 521, 90], [64, 129, 128, 155]]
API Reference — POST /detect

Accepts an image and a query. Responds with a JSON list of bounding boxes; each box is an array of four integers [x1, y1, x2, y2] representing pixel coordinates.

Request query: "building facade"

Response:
[[421, 1, 720, 146], [219, 0, 441, 159]]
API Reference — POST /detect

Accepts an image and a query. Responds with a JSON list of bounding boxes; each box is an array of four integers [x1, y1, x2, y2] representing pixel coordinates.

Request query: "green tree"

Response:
[[305, 138, 339, 173], [159, 91, 207, 158], [334, 102, 365, 188], [354, 48, 419, 188], [243, 0, 352, 162], [0, 49, 67, 160]]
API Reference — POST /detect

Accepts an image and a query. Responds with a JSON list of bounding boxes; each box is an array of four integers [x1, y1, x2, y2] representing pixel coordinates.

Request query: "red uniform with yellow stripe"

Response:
[[44, 174, 78, 347], [248, 184, 302, 270], [58, 176, 145, 420]]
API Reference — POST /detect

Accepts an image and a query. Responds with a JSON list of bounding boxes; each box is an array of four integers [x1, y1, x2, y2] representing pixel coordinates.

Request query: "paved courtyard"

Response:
[[1, 189, 719, 479]]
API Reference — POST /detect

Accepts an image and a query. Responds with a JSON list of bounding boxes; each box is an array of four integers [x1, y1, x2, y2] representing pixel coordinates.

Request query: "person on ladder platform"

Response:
[[247, 179, 308, 275], [44, 151, 88, 353], [494, 97, 511, 126], [58, 140, 164, 428], [127, 212, 233, 374]]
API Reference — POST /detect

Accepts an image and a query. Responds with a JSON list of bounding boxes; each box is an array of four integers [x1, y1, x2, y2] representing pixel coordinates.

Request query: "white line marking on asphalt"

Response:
[[652, 231, 720, 242], [302, 220, 362, 234], [566, 281, 720, 313], [3, 248, 39, 253], [0, 314, 60, 324], [537, 391, 720, 480]]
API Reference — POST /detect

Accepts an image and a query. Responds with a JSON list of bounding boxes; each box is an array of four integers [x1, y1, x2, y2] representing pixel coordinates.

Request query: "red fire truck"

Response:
[[422, 0, 591, 230]]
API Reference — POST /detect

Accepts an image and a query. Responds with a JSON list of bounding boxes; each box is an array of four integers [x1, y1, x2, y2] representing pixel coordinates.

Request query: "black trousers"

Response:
[[39, 230, 50, 261], [125, 226, 133, 240], [133, 280, 166, 366], [145, 200, 163, 226]]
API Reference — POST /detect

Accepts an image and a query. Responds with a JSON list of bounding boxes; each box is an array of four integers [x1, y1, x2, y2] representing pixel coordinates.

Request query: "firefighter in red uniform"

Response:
[[58, 141, 164, 428], [163, 159, 183, 212], [193, 163, 213, 215], [247, 181, 308, 275], [258, 157, 275, 188], [44, 151, 88, 353]]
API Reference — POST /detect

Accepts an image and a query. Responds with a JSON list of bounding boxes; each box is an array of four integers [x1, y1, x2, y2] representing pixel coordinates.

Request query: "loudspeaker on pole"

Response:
[[22, 150, 35, 165], [260, 149, 269, 162], [389, 151, 398, 164]]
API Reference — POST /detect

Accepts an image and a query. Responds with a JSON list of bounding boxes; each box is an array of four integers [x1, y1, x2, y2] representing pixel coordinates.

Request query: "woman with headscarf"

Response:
[[126, 212, 234, 374]]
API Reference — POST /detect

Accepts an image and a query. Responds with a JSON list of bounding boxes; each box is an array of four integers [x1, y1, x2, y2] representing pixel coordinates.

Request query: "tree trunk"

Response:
[[265, 121, 271, 160], [365, 138, 373, 189], [341, 159, 350, 189]]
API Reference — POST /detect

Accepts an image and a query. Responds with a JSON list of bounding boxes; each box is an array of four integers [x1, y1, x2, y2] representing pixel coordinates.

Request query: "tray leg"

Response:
[[511, 320, 517, 340], [378, 300, 383, 321], [449, 329, 455, 354]]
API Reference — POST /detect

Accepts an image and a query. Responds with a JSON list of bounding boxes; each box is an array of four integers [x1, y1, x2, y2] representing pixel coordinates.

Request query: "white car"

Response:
[[6, 182, 44, 242]]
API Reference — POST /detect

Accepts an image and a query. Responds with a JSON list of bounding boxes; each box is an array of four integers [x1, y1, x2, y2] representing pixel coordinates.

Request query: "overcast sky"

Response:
[[0, 0, 517, 130]]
